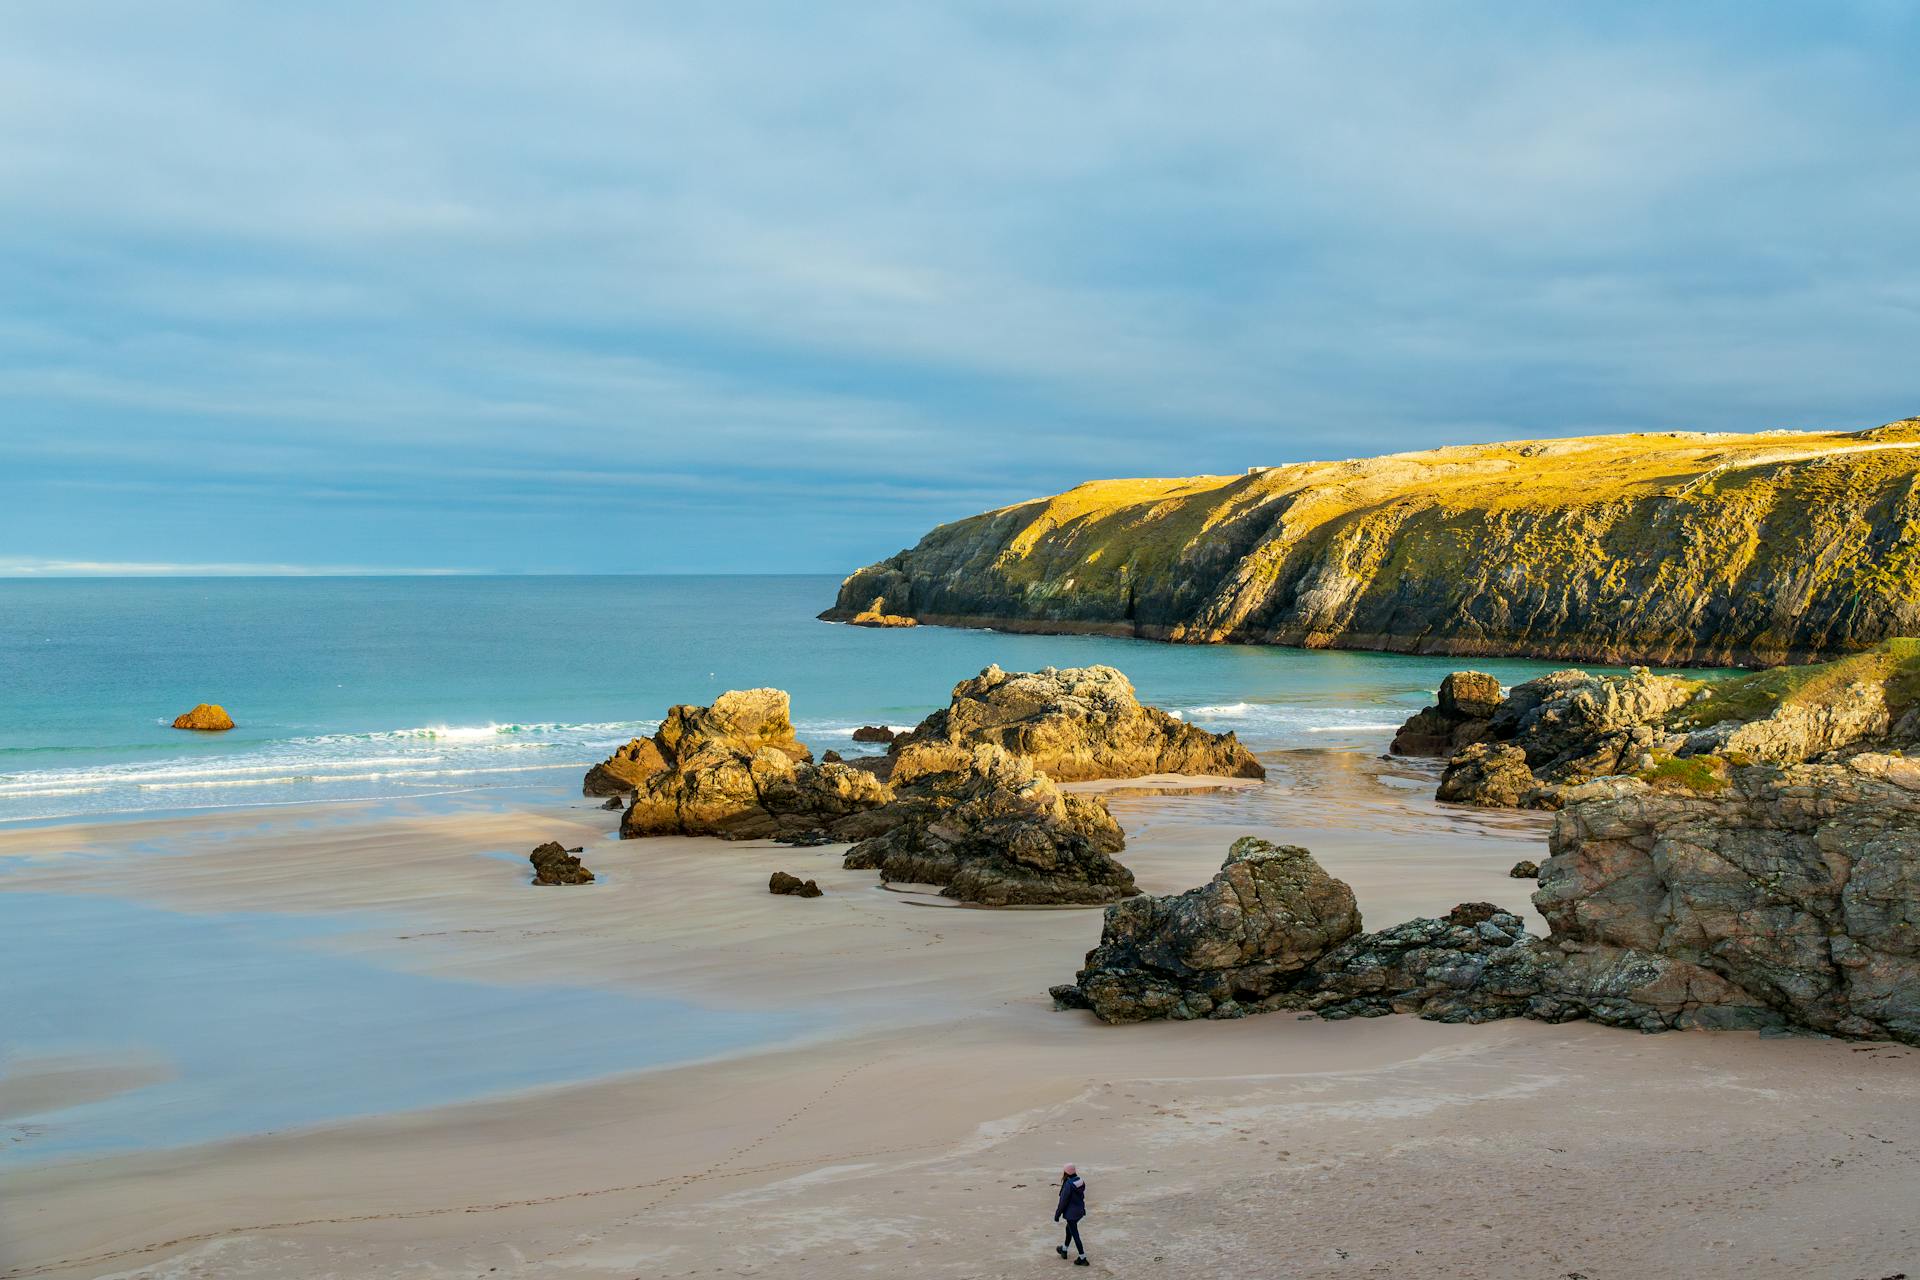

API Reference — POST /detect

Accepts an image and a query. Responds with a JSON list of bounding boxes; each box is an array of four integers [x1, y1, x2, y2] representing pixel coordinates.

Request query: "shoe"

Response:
[[1057, 1245, 1068, 1259], [1074, 1257, 1089, 1267]]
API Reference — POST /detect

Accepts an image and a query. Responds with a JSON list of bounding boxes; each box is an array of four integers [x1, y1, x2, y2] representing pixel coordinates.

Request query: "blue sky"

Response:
[[3, 2, 1917, 575]]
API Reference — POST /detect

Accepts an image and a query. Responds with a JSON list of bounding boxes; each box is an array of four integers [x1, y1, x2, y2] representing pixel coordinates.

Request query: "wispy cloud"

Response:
[[1, 3, 1916, 572]]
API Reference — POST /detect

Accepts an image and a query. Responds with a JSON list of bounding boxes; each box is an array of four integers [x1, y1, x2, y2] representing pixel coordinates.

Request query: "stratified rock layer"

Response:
[[843, 744, 1134, 906], [823, 420, 1920, 666], [1537, 758, 1920, 1041], [894, 664, 1264, 782], [171, 703, 235, 731]]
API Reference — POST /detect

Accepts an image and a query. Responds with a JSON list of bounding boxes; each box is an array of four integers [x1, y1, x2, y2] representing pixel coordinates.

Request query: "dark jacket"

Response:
[[1055, 1175, 1086, 1223]]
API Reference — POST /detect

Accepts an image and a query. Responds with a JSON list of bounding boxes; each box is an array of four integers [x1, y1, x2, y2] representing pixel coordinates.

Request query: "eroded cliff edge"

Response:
[[824, 418, 1920, 666]]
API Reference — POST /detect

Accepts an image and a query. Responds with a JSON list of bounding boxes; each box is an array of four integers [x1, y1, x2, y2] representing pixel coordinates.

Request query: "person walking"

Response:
[[1054, 1163, 1089, 1265]]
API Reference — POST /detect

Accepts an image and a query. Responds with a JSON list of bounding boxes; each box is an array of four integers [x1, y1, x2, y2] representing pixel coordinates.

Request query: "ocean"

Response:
[[0, 575, 1595, 825]]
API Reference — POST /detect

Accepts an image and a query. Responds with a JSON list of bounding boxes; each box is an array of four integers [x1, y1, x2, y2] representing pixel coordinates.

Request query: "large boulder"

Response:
[[171, 703, 235, 731], [1435, 743, 1541, 808], [843, 743, 1134, 905], [1534, 757, 1920, 1042], [1052, 838, 1360, 1022], [895, 664, 1264, 782], [1390, 672, 1502, 755], [585, 689, 892, 840]]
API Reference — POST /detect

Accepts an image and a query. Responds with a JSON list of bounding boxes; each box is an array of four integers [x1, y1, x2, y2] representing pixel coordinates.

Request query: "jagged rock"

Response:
[[842, 743, 1134, 905], [171, 703, 235, 731], [1536, 758, 1920, 1041], [893, 664, 1264, 782], [1436, 743, 1540, 808], [821, 420, 1920, 666], [529, 841, 594, 885], [1287, 904, 1546, 1023], [1508, 859, 1540, 879], [1406, 643, 1920, 811], [769, 871, 823, 898], [1058, 838, 1360, 1022], [584, 737, 669, 797], [821, 749, 844, 763], [851, 597, 917, 628], [774, 831, 835, 847], [852, 725, 896, 743], [600, 796, 624, 810], [587, 690, 892, 840], [1391, 672, 1501, 755]]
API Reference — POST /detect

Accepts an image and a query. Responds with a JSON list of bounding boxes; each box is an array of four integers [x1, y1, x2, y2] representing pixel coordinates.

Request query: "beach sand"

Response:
[[3, 756, 1917, 1278]]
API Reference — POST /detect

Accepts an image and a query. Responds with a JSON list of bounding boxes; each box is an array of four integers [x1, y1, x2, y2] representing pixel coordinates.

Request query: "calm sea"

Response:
[[0, 574, 1589, 825]]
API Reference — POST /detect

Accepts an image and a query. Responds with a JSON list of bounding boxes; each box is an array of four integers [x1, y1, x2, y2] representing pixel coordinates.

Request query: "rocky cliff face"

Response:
[[826, 420, 1920, 666]]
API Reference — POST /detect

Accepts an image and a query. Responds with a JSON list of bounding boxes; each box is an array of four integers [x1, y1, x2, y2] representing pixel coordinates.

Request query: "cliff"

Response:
[[825, 418, 1920, 666]]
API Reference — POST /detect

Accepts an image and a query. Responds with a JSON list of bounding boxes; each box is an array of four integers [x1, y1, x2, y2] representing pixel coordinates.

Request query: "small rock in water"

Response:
[[600, 796, 624, 811], [529, 841, 595, 886], [852, 725, 896, 744], [171, 703, 235, 731], [769, 871, 823, 897], [1509, 859, 1540, 878], [775, 830, 835, 847]]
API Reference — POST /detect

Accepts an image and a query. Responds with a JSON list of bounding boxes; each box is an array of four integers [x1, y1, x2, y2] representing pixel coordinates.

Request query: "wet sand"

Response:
[[3, 755, 1917, 1278]]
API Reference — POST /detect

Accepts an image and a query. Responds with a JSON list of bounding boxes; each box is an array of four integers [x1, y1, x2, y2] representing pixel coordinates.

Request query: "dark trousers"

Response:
[[1062, 1220, 1084, 1254]]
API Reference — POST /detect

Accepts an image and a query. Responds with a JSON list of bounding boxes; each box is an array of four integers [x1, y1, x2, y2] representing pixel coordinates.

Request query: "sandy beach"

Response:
[[4, 753, 1917, 1280]]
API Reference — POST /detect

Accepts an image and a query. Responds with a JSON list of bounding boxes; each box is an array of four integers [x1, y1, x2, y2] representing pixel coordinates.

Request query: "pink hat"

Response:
[[1062, 1163, 1077, 1175]]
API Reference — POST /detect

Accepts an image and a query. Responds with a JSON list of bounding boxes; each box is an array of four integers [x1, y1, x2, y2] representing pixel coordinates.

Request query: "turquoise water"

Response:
[[0, 575, 1591, 824]]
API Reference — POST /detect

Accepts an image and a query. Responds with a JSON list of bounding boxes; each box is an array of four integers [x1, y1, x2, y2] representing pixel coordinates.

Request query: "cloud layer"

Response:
[[3, 2, 1916, 573]]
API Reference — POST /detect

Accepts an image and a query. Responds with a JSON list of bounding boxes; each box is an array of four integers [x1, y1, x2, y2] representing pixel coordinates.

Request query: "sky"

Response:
[[2, 2, 1917, 576]]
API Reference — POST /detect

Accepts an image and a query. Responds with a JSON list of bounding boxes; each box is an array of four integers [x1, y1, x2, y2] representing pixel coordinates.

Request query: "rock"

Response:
[[171, 703, 235, 731], [529, 841, 595, 885], [1288, 904, 1546, 1023], [820, 419, 1920, 666], [1407, 642, 1920, 811], [583, 737, 669, 797], [1390, 673, 1501, 756], [1508, 859, 1540, 879], [774, 831, 836, 847], [769, 871, 823, 898], [893, 664, 1264, 782], [586, 689, 892, 840], [850, 597, 917, 628], [1535, 758, 1920, 1041], [852, 725, 896, 744], [842, 743, 1135, 905], [1058, 838, 1361, 1022], [821, 749, 844, 763], [1436, 744, 1540, 808], [600, 796, 625, 810]]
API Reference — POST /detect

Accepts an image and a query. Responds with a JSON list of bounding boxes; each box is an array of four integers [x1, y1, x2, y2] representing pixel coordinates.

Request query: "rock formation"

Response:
[[584, 689, 891, 840], [769, 871, 823, 898], [1049, 838, 1359, 1021], [171, 703, 235, 731], [1402, 640, 1920, 810], [843, 743, 1135, 906], [852, 725, 896, 743], [892, 664, 1264, 782], [1055, 754, 1920, 1043], [1286, 904, 1545, 1024], [822, 419, 1920, 666], [1389, 672, 1502, 755], [529, 842, 594, 885], [850, 597, 917, 628], [1535, 757, 1920, 1041], [1508, 859, 1539, 879]]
